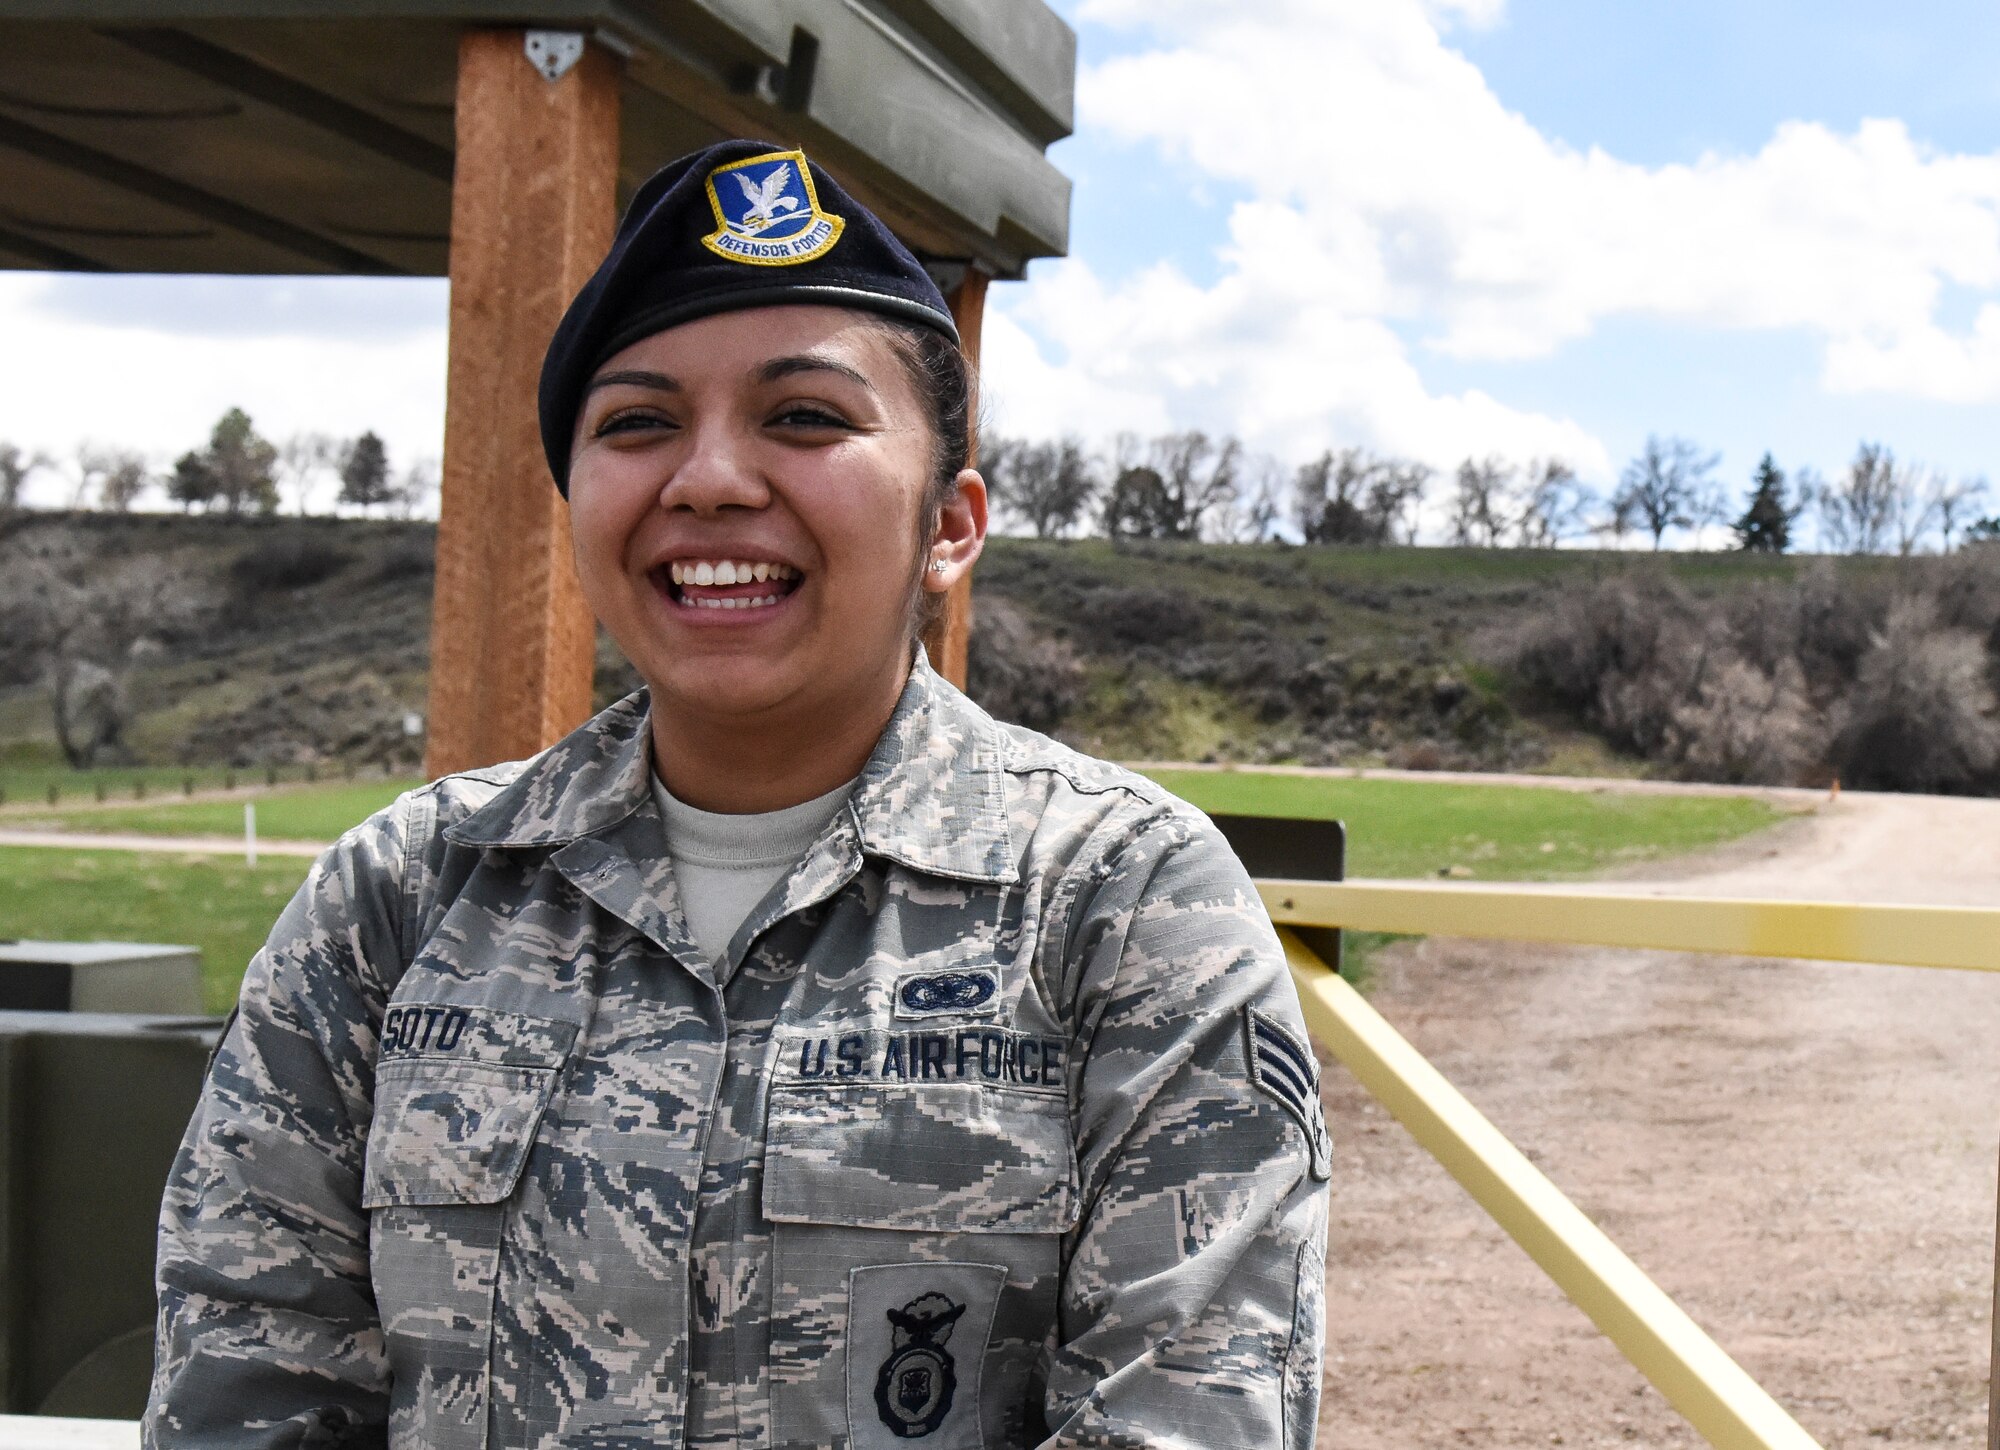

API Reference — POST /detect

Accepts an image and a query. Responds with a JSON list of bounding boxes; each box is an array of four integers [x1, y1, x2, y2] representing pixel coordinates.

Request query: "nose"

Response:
[[660, 418, 771, 514]]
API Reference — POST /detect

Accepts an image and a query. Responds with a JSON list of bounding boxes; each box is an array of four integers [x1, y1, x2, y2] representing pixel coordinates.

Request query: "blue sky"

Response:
[[5, 0, 1998, 538], [971, 0, 2000, 542]]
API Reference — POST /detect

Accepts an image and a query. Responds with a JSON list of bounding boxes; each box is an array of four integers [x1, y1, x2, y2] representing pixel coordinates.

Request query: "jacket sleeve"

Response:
[[145, 794, 423, 1450], [1042, 808, 1330, 1450]]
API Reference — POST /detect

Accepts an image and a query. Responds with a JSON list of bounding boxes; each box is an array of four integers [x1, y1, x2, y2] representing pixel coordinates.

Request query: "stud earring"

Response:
[[930, 558, 950, 574]]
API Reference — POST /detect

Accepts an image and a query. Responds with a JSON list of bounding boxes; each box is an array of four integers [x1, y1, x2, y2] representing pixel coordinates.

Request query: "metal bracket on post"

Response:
[[524, 30, 586, 83]]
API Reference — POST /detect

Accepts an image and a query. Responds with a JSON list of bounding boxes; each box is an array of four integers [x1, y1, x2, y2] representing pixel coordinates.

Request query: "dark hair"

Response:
[[872, 319, 975, 637]]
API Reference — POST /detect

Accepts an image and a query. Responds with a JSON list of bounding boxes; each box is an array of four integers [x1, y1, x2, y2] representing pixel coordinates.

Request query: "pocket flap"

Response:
[[763, 1082, 1078, 1234], [364, 1058, 560, 1209]]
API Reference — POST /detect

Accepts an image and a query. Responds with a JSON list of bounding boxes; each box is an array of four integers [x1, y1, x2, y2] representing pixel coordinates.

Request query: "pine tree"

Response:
[[207, 407, 280, 514], [338, 431, 393, 514], [1734, 453, 1793, 553], [167, 450, 218, 513]]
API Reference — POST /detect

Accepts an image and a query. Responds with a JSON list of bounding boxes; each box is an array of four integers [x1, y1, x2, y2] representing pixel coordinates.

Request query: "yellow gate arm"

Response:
[[1282, 929, 1824, 1450], [1264, 880, 2000, 972]]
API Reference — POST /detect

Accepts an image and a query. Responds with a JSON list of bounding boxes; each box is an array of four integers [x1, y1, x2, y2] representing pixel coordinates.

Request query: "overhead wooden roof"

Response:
[[0, 0, 1074, 278]]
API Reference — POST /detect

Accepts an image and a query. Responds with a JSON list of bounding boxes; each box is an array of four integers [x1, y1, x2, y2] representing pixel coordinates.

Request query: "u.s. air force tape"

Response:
[[772, 1028, 1066, 1092]]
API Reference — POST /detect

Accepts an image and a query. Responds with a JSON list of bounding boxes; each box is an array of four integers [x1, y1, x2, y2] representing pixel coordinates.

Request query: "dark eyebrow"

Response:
[[585, 368, 680, 395], [758, 353, 875, 391]]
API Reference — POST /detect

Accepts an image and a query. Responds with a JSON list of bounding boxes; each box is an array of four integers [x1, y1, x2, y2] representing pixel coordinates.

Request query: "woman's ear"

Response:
[[923, 469, 988, 592]]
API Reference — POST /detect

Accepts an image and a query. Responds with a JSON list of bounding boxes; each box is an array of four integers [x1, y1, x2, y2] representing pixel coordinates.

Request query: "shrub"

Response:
[[966, 597, 1086, 733], [1834, 596, 2000, 793], [230, 538, 350, 594]]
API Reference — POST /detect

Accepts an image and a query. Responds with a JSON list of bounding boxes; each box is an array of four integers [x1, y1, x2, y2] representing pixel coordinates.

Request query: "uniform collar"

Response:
[[444, 652, 1018, 886]]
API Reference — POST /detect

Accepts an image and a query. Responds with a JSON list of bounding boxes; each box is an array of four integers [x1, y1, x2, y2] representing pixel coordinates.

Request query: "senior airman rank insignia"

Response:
[[1247, 1008, 1333, 1181], [874, 1292, 964, 1438], [701, 148, 845, 266]]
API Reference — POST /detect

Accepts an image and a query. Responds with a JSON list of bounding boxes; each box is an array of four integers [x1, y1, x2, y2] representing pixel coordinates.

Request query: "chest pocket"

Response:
[[364, 1005, 579, 1450], [762, 1034, 1077, 1450], [363, 1006, 579, 1208], [764, 1081, 1078, 1233]]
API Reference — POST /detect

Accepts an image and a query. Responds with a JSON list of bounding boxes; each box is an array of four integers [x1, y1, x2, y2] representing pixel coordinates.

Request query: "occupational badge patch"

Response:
[[847, 1261, 1000, 1450], [1246, 1008, 1333, 1181], [700, 148, 845, 266], [874, 1292, 965, 1438], [894, 968, 999, 1017]]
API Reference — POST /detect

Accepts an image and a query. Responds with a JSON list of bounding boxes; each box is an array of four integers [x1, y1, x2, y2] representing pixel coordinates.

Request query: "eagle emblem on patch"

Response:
[[873, 1292, 965, 1438], [700, 148, 845, 266]]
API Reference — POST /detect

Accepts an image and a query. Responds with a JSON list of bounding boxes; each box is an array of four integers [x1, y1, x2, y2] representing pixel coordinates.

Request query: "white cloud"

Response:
[[987, 0, 2000, 474], [0, 272, 446, 505]]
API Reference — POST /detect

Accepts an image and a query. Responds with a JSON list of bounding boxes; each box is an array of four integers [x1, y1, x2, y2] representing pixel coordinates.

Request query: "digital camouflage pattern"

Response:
[[148, 656, 1330, 1449]]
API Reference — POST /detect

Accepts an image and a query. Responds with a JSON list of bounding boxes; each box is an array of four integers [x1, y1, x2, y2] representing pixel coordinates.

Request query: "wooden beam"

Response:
[[424, 29, 617, 779], [922, 266, 987, 689]]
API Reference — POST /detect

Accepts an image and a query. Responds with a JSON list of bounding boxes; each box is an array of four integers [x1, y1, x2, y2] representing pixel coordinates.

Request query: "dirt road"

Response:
[[1321, 790, 2000, 1448]]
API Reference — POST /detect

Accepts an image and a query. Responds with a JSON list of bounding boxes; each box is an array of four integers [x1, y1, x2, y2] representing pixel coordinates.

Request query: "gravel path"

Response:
[[0, 829, 325, 858], [1320, 790, 2000, 1448]]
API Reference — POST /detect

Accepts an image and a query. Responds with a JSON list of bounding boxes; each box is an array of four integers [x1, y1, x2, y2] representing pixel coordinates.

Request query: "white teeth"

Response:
[[669, 559, 797, 591], [684, 593, 782, 611]]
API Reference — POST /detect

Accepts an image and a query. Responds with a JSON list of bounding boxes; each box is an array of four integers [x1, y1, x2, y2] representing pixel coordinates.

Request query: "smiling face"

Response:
[[566, 305, 983, 778]]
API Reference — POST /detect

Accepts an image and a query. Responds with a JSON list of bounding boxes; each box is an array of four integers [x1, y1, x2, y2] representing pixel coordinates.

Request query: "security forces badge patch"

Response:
[[848, 1261, 1002, 1450], [701, 148, 845, 266], [875, 1292, 964, 1437]]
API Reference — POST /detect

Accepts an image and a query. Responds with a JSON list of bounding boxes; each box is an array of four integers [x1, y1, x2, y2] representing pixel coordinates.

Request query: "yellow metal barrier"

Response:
[[1282, 929, 1822, 1449], [1262, 878, 2000, 972]]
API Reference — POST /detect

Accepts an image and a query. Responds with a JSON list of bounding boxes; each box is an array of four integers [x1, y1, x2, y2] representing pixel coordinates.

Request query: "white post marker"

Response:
[[245, 801, 258, 869]]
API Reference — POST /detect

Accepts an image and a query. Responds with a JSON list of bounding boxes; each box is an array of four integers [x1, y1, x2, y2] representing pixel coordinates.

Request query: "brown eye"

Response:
[[594, 408, 675, 439], [772, 404, 852, 430]]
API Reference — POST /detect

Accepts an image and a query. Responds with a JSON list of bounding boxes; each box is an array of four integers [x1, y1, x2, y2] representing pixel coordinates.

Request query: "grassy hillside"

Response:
[[0, 509, 1928, 779]]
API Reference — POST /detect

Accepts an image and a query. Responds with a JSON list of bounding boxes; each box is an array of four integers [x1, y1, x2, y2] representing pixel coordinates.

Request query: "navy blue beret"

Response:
[[539, 138, 960, 494]]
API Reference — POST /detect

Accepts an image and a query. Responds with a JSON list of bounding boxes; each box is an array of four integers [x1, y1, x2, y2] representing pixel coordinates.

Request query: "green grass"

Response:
[[0, 848, 313, 1011], [1140, 767, 1788, 880], [0, 769, 1789, 1011], [5, 779, 423, 841]]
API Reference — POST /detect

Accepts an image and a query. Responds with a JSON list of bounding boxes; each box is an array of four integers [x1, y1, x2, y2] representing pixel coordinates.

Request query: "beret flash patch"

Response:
[[1247, 1009, 1333, 1181], [701, 149, 845, 267]]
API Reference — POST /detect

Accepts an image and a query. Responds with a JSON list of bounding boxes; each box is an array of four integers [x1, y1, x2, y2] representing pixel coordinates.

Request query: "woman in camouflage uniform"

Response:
[[148, 140, 1329, 1450]]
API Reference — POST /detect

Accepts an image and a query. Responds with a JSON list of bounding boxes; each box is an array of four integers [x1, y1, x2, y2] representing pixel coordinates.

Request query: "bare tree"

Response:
[[1819, 442, 1900, 555], [983, 434, 1098, 539], [97, 450, 151, 512], [1294, 447, 1429, 546], [277, 432, 339, 516], [1513, 459, 1593, 548], [1369, 460, 1431, 545], [1102, 431, 1240, 541], [391, 457, 441, 520], [1887, 462, 1945, 557], [1449, 456, 1512, 547], [68, 443, 115, 511], [0, 550, 201, 767], [1931, 473, 1989, 553], [0, 442, 50, 514], [1612, 435, 1718, 550], [1295, 448, 1372, 544], [1226, 454, 1287, 543]]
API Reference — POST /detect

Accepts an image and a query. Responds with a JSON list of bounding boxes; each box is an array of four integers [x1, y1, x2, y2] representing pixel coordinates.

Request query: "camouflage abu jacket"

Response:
[[148, 656, 1330, 1450]]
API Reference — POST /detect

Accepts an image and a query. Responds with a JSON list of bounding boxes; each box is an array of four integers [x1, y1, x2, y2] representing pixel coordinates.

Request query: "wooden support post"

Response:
[[922, 267, 987, 690], [424, 29, 619, 779]]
